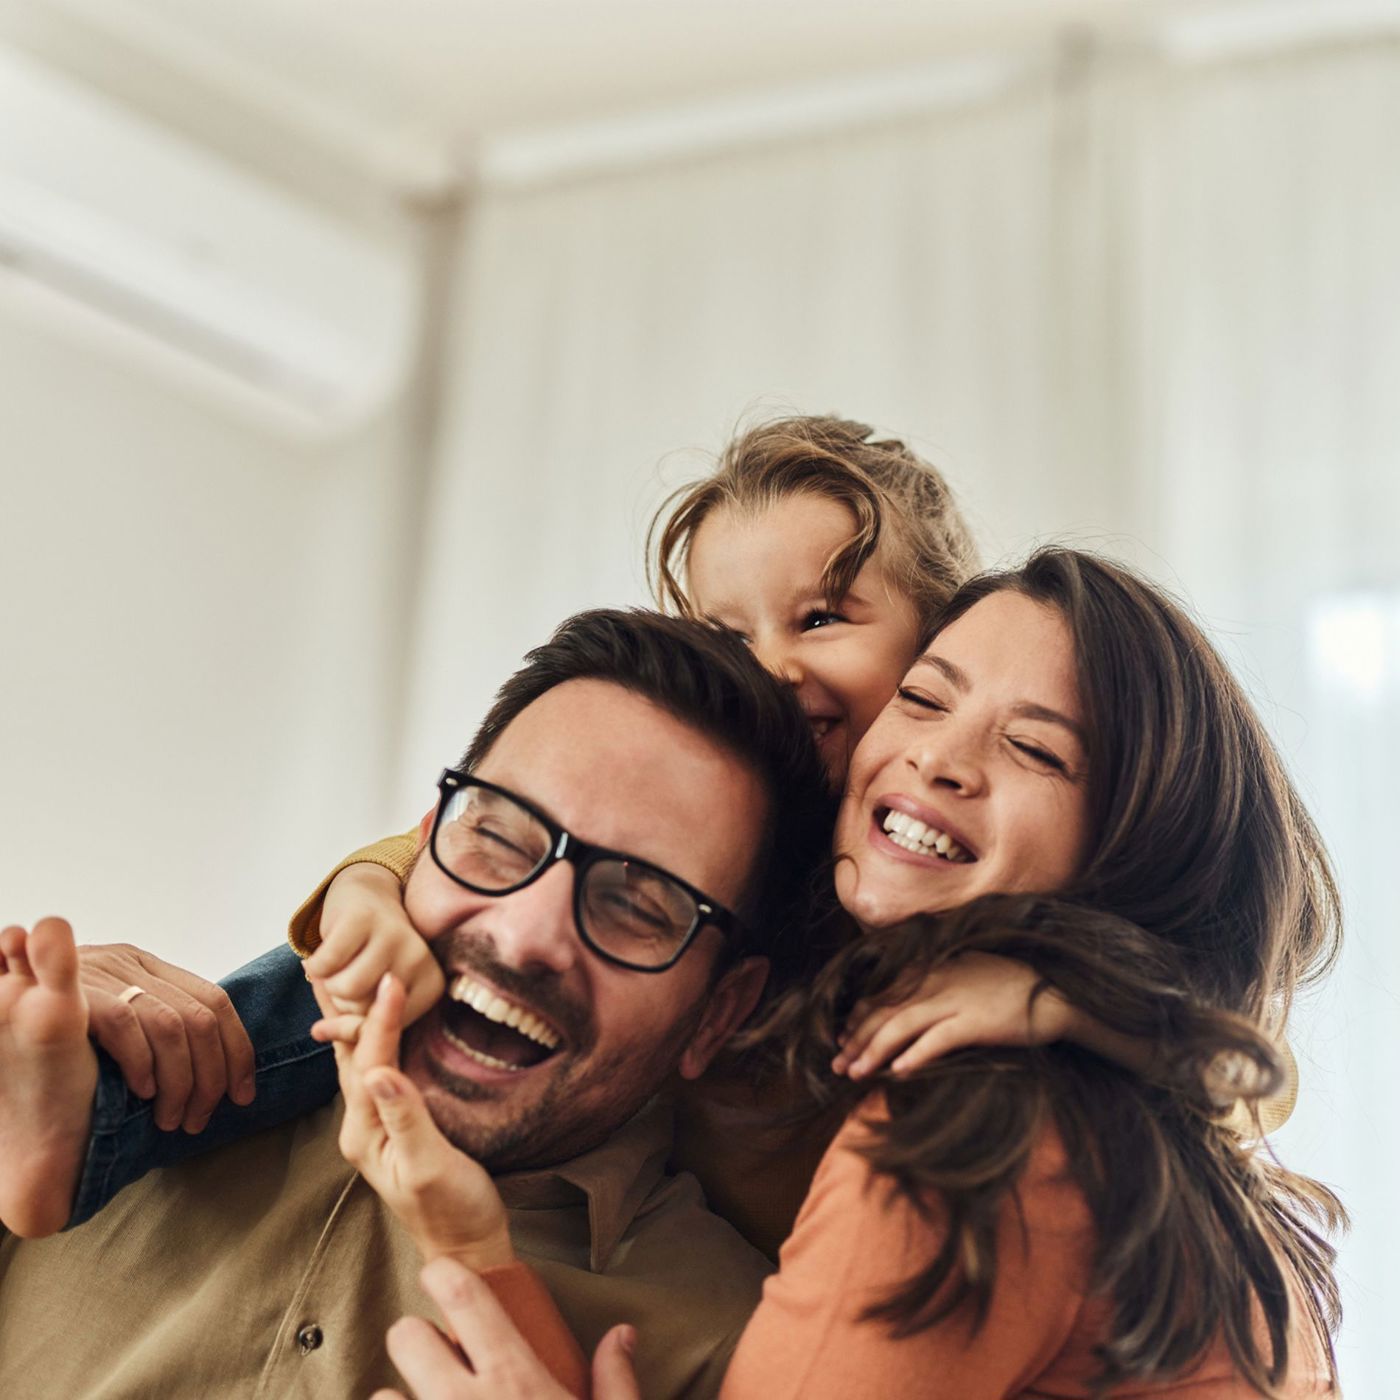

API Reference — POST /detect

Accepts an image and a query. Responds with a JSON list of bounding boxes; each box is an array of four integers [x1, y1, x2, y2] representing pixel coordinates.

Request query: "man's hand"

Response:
[[303, 863, 445, 1026], [311, 972, 513, 1271], [76, 943, 256, 1132], [370, 1257, 640, 1400]]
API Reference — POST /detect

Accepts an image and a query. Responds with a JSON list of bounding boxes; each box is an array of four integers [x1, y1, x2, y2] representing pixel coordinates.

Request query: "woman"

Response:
[[331, 548, 1343, 1398]]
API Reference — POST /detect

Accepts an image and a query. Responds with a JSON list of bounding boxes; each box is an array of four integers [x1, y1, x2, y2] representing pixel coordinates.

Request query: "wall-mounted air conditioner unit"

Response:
[[0, 45, 417, 438]]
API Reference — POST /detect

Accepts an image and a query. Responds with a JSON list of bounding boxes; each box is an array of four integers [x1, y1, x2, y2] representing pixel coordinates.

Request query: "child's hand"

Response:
[[311, 972, 514, 1273], [303, 864, 445, 1026], [832, 952, 1073, 1079]]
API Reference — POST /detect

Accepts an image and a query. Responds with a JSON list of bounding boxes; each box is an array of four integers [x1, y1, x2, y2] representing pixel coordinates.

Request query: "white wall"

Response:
[[0, 285, 422, 978]]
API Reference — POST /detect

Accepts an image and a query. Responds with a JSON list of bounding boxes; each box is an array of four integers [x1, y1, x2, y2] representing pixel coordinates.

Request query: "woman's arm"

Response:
[[375, 1259, 627, 1400], [719, 1107, 1090, 1400], [364, 1099, 1094, 1400]]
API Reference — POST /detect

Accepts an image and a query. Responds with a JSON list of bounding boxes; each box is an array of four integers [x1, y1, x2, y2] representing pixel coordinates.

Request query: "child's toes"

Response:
[[27, 919, 79, 991], [0, 926, 33, 979]]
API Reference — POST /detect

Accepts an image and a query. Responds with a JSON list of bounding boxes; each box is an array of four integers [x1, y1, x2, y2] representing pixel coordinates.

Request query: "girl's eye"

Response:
[[896, 687, 947, 713], [1010, 739, 1068, 773], [801, 610, 846, 631]]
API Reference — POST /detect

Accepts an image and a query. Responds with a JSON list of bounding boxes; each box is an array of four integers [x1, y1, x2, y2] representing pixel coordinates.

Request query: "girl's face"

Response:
[[834, 590, 1091, 929], [688, 494, 923, 788]]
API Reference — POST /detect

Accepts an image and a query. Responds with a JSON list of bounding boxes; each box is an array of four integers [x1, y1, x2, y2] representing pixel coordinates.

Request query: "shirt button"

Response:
[[296, 1324, 324, 1355]]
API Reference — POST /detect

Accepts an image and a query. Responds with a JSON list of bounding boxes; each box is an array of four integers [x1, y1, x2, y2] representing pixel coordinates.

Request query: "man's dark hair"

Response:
[[461, 608, 837, 985]]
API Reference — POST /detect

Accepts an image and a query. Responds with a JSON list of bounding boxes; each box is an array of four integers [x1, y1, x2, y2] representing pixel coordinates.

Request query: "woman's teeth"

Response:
[[808, 717, 835, 741], [881, 810, 972, 862]]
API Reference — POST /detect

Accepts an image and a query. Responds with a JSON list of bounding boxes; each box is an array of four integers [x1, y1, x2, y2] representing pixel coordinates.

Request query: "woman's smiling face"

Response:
[[834, 590, 1092, 929]]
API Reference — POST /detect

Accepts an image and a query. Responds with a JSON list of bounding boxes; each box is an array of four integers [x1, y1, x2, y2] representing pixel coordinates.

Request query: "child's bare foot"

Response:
[[0, 917, 98, 1237]]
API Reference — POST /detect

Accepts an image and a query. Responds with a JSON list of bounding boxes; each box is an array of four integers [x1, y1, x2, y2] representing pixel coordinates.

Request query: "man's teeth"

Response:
[[881, 810, 971, 862], [441, 1032, 519, 1073], [447, 975, 560, 1049], [808, 718, 835, 740]]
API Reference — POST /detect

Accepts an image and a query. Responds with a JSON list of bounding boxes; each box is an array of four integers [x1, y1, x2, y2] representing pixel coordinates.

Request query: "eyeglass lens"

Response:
[[437, 784, 698, 968]]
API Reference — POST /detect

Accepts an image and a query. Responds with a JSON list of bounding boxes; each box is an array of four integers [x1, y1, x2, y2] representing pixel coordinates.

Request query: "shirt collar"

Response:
[[495, 1096, 674, 1273]]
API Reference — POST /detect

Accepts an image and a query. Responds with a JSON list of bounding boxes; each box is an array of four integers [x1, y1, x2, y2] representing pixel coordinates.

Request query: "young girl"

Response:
[[329, 549, 1341, 1398]]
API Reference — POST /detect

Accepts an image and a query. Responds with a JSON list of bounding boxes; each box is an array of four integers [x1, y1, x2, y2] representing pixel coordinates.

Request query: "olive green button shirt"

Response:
[[0, 1096, 769, 1400]]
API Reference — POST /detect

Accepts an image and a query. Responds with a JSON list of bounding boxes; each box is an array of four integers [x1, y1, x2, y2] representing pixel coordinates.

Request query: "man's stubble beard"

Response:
[[401, 996, 708, 1174]]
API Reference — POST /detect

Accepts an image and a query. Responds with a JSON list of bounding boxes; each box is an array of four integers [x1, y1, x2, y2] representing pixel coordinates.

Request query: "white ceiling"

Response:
[[0, 0, 1389, 199], [2, 1, 1246, 137]]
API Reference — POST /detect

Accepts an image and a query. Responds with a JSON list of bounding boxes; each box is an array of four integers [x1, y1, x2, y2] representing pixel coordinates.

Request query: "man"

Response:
[[0, 609, 833, 1399]]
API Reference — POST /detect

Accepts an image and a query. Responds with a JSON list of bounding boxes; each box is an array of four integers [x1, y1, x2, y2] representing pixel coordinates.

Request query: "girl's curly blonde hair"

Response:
[[648, 415, 979, 632]]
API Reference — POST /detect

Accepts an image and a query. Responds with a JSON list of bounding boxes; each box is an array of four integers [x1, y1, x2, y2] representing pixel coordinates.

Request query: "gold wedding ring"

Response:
[[118, 984, 146, 1004]]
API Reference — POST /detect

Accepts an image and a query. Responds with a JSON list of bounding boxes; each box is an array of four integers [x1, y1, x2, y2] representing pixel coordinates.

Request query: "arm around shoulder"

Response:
[[288, 829, 420, 955], [720, 1106, 1091, 1400]]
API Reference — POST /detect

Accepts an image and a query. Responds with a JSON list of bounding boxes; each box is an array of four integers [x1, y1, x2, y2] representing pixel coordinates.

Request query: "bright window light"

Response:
[[1306, 591, 1400, 704]]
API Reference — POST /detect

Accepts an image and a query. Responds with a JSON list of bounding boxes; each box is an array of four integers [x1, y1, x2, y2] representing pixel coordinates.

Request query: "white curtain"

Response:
[[401, 34, 1399, 1392], [1124, 42, 1400, 1395], [398, 71, 1078, 797]]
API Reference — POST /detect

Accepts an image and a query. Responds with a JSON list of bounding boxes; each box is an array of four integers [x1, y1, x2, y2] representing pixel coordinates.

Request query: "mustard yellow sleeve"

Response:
[[287, 828, 421, 956]]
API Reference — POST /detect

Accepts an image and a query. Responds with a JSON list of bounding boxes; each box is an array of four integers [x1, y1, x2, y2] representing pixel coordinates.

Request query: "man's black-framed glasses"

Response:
[[430, 769, 746, 973]]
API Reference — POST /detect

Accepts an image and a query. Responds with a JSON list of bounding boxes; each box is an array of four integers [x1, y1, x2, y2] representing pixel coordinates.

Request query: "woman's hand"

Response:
[[311, 971, 513, 1272], [832, 952, 1074, 1079], [304, 863, 445, 1026], [371, 1257, 640, 1400], [75, 942, 256, 1132]]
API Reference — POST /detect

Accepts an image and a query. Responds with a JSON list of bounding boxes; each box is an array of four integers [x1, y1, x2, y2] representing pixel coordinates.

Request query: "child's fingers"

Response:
[[889, 1020, 972, 1075], [322, 939, 395, 1007], [845, 1003, 956, 1079], [832, 1002, 907, 1073], [307, 979, 363, 1084], [396, 947, 446, 1026], [306, 973, 342, 1023], [840, 974, 949, 1043], [839, 999, 874, 1044], [355, 974, 407, 1074], [302, 917, 373, 980], [310, 1013, 365, 1046]]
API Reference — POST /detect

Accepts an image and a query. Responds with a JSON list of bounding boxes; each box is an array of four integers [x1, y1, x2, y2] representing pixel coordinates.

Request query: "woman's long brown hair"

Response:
[[759, 549, 1344, 1395]]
